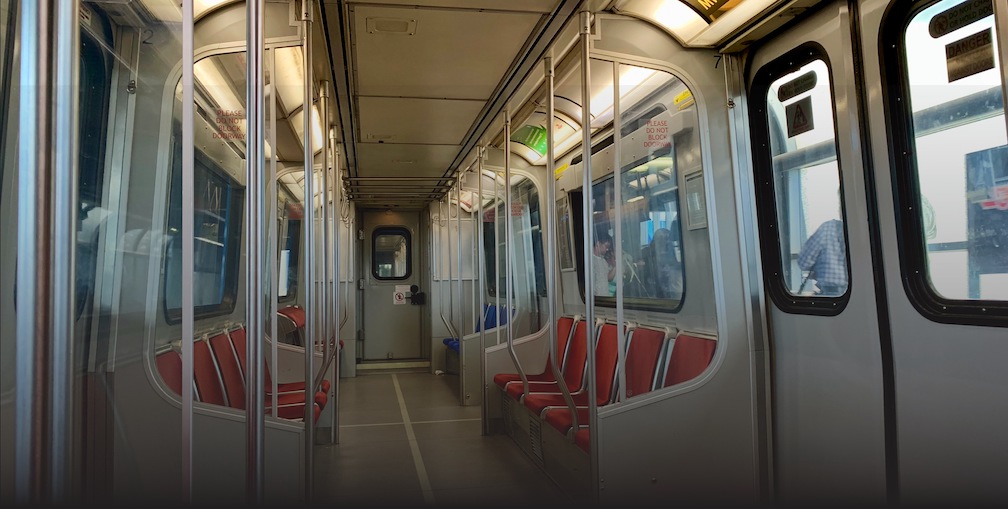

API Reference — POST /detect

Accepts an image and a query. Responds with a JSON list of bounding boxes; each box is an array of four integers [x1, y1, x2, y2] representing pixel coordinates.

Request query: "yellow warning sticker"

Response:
[[674, 89, 694, 110], [554, 163, 569, 180]]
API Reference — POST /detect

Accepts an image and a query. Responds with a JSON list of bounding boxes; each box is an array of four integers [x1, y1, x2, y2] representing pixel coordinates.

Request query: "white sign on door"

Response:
[[393, 284, 410, 305]]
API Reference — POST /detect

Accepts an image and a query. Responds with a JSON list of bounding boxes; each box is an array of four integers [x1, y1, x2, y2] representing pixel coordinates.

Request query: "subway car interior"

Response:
[[3, 0, 1008, 505]]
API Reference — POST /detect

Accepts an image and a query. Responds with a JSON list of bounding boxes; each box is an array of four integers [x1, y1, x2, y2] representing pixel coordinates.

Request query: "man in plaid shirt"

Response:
[[797, 218, 848, 296]]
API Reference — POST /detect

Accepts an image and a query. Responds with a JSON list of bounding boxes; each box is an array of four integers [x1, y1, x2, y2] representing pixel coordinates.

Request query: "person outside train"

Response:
[[592, 232, 616, 296], [638, 227, 683, 299], [797, 217, 848, 296]]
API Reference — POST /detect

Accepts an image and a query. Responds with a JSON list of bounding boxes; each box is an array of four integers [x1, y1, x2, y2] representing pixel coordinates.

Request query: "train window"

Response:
[[570, 65, 694, 312], [749, 45, 851, 314], [278, 185, 302, 301], [885, 0, 1008, 323], [483, 175, 547, 298], [163, 52, 248, 323], [163, 143, 244, 323], [372, 227, 411, 280]]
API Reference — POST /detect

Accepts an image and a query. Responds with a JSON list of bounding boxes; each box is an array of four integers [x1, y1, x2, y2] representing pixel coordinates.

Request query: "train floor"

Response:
[[314, 368, 569, 505]]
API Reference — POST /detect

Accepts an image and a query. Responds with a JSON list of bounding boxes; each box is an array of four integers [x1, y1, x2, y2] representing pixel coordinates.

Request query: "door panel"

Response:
[[863, 0, 1008, 503], [747, 1, 887, 502], [361, 211, 423, 360]]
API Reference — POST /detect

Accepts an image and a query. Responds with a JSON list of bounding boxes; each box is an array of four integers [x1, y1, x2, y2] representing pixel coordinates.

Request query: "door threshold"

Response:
[[356, 360, 430, 371]]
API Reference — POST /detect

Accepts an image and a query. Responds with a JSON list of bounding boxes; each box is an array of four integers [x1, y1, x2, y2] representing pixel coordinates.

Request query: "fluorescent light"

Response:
[[628, 196, 645, 203], [614, 0, 707, 43], [291, 104, 325, 155], [591, 66, 656, 120], [195, 0, 235, 20], [274, 46, 305, 114]]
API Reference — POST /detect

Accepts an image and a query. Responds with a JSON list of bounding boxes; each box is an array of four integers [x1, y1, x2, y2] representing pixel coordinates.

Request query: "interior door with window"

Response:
[[746, 1, 888, 502], [361, 211, 423, 360]]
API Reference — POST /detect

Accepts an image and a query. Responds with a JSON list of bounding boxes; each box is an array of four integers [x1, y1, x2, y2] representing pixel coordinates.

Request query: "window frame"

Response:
[[371, 226, 412, 281], [881, 0, 1008, 327], [748, 42, 852, 316]]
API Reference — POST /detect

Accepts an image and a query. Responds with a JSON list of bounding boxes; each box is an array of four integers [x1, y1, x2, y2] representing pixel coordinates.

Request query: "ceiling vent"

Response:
[[366, 17, 417, 36]]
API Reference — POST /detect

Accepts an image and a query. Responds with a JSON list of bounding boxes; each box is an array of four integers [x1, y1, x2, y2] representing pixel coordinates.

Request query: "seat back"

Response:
[[275, 311, 302, 346], [193, 339, 227, 406], [624, 327, 667, 398], [210, 331, 246, 409], [553, 315, 577, 371], [662, 332, 716, 387], [229, 326, 275, 388], [560, 320, 590, 392], [156, 348, 183, 397], [594, 322, 622, 405]]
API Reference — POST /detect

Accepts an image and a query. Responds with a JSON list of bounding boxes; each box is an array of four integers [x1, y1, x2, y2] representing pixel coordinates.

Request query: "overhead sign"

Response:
[[945, 28, 994, 82], [929, 0, 992, 38], [785, 96, 814, 138], [777, 71, 817, 103], [681, 0, 732, 23]]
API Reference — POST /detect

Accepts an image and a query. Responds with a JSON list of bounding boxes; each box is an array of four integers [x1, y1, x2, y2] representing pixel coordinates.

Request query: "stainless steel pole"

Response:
[[301, 0, 316, 500], [15, 0, 79, 503], [245, 0, 267, 501], [181, 0, 195, 501], [545, 56, 576, 430], [578, 10, 598, 499], [477, 147, 488, 435], [503, 111, 527, 396], [612, 62, 626, 403]]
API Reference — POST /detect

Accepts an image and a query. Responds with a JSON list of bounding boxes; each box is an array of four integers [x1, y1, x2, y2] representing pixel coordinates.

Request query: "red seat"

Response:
[[229, 327, 328, 411], [278, 305, 307, 328], [493, 316, 577, 389], [504, 320, 590, 401], [624, 327, 667, 398], [209, 332, 246, 409], [156, 349, 184, 396], [193, 339, 227, 406], [663, 332, 716, 387], [539, 326, 667, 436], [521, 322, 621, 415]]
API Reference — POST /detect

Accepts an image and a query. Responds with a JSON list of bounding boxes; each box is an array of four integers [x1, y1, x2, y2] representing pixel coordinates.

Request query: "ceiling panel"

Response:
[[355, 143, 459, 179], [347, 0, 559, 13], [357, 96, 484, 146], [353, 6, 542, 99]]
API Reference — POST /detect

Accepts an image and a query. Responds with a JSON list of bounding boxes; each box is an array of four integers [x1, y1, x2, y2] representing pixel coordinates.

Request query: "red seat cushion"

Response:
[[492, 316, 578, 390], [524, 392, 591, 416], [663, 333, 716, 387], [543, 406, 590, 435]]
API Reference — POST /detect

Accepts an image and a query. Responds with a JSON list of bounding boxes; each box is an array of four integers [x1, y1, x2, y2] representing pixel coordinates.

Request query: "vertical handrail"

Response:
[[457, 173, 464, 339], [544, 56, 576, 431], [447, 180, 457, 338], [613, 62, 626, 403], [301, 0, 316, 500], [437, 199, 457, 338], [578, 10, 599, 499], [494, 159, 501, 346], [503, 111, 528, 397], [180, 0, 194, 501], [245, 0, 267, 501], [331, 136, 341, 445], [51, 1, 78, 501], [320, 82, 330, 400], [267, 46, 278, 425], [477, 147, 488, 435], [15, 0, 79, 502]]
